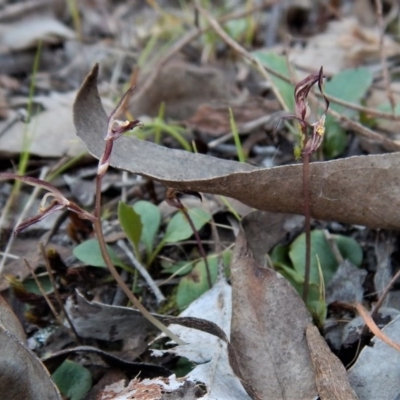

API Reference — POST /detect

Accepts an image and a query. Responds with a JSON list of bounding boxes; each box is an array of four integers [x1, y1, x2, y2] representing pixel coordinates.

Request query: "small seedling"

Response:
[[271, 229, 363, 315]]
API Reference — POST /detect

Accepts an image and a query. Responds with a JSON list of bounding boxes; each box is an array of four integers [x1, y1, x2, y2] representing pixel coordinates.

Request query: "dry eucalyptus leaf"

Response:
[[325, 260, 367, 305], [306, 325, 358, 400], [230, 231, 317, 399], [0, 92, 86, 157], [0, 294, 25, 342], [129, 60, 238, 120], [242, 211, 304, 265], [42, 345, 170, 378], [0, 295, 61, 400], [74, 64, 400, 230], [65, 291, 157, 341], [1, 17, 75, 51]]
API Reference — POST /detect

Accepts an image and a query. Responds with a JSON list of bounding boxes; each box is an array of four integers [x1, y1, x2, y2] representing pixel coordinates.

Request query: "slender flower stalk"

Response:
[[4, 81, 184, 345], [281, 67, 329, 303], [165, 188, 212, 289]]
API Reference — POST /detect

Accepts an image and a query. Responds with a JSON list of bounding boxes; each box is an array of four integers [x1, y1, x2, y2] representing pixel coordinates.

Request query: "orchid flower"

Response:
[[286, 67, 329, 157], [98, 87, 143, 177], [0, 173, 96, 235]]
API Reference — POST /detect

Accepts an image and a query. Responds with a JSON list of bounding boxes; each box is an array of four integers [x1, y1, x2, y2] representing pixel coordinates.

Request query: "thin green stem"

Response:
[[229, 108, 246, 163], [147, 238, 166, 267]]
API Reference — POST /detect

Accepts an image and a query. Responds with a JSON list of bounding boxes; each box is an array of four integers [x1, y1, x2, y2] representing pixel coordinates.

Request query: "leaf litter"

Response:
[[1, 1, 400, 399]]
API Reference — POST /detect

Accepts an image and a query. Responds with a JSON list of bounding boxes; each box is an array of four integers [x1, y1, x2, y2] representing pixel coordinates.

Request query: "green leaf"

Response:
[[289, 230, 363, 288], [252, 51, 295, 112], [133, 200, 161, 254], [176, 256, 218, 310], [336, 235, 363, 267], [325, 68, 373, 116], [51, 360, 92, 400], [118, 201, 142, 252], [323, 123, 347, 159], [164, 208, 211, 244], [225, 18, 248, 40], [23, 276, 53, 295], [377, 103, 400, 115], [73, 239, 124, 268], [323, 67, 373, 158], [270, 244, 292, 268], [308, 299, 327, 327]]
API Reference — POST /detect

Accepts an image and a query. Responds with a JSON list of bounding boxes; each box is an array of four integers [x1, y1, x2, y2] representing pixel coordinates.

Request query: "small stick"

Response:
[[117, 239, 166, 304], [356, 302, 400, 353], [23, 258, 63, 327], [39, 242, 81, 343], [360, 268, 400, 339], [374, 0, 396, 114], [0, 167, 49, 275]]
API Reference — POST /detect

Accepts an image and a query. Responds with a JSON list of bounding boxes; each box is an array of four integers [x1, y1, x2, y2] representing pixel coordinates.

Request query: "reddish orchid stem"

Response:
[[181, 208, 212, 289], [302, 153, 311, 303], [93, 175, 184, 345]]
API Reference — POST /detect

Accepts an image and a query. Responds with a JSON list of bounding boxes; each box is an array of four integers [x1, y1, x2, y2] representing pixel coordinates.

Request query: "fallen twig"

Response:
[[356, 302, 400, 353]]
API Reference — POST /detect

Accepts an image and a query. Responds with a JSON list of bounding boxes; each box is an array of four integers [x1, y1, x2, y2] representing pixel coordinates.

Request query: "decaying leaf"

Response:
[[326, 260, 367, 305], [306, 325, 357, 400], [129, 60, 238, 120], [1, 16, 75, 51], [241, 210, 304, 265], [42, 345, 170, 378], [0, 294, 61, 400], [99, 376, 199, 400], [230, 231, 317, 399], [0, 92, 86, 157], [65, 291, 157, 341], [74, 64, 400, 230]]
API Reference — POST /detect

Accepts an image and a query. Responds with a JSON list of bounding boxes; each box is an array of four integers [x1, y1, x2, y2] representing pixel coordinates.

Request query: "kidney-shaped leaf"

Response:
[[73, 64, 400, 230], [51, 360, 91, 400], [73, 239, 124, 268]]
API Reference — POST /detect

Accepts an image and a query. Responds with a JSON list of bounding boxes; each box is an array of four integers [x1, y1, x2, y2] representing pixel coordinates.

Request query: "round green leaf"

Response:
[[73, 239, 124, 268], [253, 51, 295, 112], [336, 235, 363, 267], [133, 200, 161, 254], [51, 360, 91, 400], [289, 230, 337, 286], [164, 208, 211, 244], [176, 256, 218, 310], [289, 230, 363, 287]]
